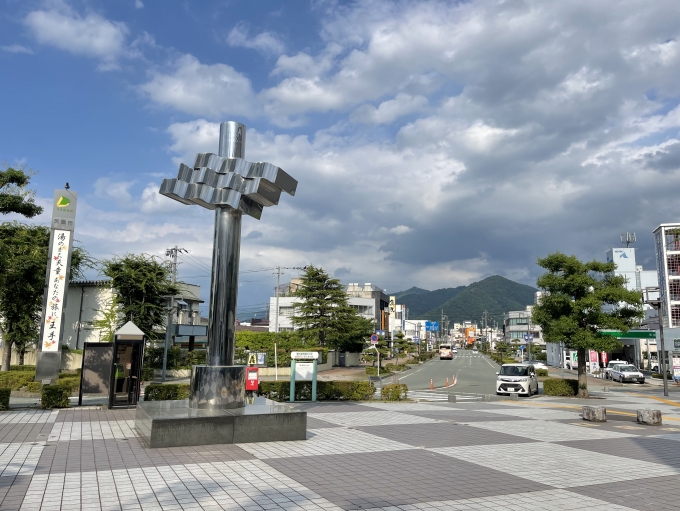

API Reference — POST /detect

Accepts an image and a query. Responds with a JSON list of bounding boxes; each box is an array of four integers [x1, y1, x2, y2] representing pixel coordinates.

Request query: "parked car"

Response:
[[610, 364, 645, 383], [526, 360, 548, 371], [496, 364, 539, 396], [472, 348, 479, 354], [451, 348, 458, 354], [604, 360, 628, 379]]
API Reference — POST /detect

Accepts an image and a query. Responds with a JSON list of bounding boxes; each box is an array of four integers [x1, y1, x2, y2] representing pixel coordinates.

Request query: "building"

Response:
[[503, 306, 544, 346], [269, 282, 389, 333], [605, 247, 658, 300], [62, 280, 205, 349]]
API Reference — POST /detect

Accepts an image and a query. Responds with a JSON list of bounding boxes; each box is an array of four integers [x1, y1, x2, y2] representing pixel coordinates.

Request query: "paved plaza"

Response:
[[0, 392, 678, 510]]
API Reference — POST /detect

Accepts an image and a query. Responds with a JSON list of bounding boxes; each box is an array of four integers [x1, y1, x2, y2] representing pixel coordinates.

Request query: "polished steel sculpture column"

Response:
[[159, 121, 297, 408]]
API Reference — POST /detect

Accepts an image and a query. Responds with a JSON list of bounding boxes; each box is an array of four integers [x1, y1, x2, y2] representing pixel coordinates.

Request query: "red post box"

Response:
[[246, 367, 259, 391]]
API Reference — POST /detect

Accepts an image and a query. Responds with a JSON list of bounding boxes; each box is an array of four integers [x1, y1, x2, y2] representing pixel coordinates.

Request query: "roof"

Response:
[[114, 321, 145, 337], [70, 279, 112, 287]]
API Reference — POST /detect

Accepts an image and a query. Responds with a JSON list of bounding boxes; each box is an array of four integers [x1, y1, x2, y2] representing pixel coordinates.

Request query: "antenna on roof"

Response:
[[621, 232, 636, 248]]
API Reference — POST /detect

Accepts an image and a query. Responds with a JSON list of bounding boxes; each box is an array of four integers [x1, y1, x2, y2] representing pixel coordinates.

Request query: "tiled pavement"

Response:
[[0, 395, 678, 510]]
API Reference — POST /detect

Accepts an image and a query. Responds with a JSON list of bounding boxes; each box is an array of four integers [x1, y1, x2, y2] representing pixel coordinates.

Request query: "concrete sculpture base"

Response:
[[135, 397, 307, 448], [582, 405, 607, 422], [190, 365, 245, 409], [637, 408, 662, 425]]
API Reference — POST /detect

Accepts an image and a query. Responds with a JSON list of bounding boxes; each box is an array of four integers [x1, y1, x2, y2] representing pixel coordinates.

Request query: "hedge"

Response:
[[141, 367, 155, 382], [41, 385, 70, 409], [258, 380, 376, 402], [10, 365, 36, 372], [0, 389, 10, 411], [25, 382, 42, 393], [0, 371, 37, 391], [381, 383, 408, 401], [144, 384, 190, 401], [366, 367, 393, 377], [536, 369, 549, 377], [543, 378, 579, 396], [55, 377, 80, 393]]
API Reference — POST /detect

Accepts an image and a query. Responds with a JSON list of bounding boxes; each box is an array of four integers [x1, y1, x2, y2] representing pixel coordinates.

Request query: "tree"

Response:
[[393, 331, 411, 364], [88, 291, 119, 343], [495, 339, 511, 360], [291, 265, 372, 349], [363, 335, 390, 368], [532, 252, 643, 397], [0, 222, 89, 369], [0, 164, 43, 218], [101, 254, 179, 341]]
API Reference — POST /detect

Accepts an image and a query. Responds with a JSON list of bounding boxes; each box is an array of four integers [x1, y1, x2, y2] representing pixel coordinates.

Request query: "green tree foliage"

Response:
[[88, 292, 119, 343], [532, 252, 643, 397], [0, 222, 89, 369], [291, 265, 373, 350], [0, 164, 43, 218], [393, 331, 411, 364], [101, 254, 178, 340], [363, 335, 390, 368]]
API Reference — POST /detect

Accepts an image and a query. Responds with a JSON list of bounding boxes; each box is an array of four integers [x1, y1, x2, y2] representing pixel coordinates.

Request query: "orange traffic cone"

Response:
[[446, 377, 449, 387], [430, 378, 434, 390]]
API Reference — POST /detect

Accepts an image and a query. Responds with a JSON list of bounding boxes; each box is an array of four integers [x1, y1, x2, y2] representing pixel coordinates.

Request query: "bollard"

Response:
[[452, 375, 456, 385], [582, 405, 607, 422], [603, 386, 608, 392], [637, 409, 662, 425], [448, 394, 457, 403], [446, 377, 449, 387], [430, 378, 434, 390], [510, 393, 519, 401], [483, 394, 491, 402]]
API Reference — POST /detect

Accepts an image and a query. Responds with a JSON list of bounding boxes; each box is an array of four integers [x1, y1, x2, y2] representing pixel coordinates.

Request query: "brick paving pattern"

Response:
[[0, 397, 676, 509]]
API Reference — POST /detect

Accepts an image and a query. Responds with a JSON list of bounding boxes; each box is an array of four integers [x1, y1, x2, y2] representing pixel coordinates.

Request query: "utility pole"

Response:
[[162, 246, 185, 382], [273, 266, 307, 333]]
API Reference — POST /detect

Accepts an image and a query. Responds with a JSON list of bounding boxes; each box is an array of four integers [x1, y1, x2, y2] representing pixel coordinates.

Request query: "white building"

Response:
[[503, 306, 544, 346], [269, 296, 377, 332]]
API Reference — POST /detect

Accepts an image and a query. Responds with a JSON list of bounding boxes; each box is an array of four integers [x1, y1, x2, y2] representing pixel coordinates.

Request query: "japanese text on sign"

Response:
[[41, 230, 70, 352]]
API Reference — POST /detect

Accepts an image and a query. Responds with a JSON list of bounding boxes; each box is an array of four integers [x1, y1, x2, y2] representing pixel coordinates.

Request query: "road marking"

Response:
[[501, 401, 680, 421], [629, 393, 680, 408]]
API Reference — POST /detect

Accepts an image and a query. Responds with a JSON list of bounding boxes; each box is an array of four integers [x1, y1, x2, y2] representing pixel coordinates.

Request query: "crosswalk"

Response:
[[405, 390, 485, 402]]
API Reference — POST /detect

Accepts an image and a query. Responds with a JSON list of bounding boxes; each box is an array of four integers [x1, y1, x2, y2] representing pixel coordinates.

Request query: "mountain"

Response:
[[420, 275, 537, 324], [393, 287, 429, 300], [397, 286, 467, 317]]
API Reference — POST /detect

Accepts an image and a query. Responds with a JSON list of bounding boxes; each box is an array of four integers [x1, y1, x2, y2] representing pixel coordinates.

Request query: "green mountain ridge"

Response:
[[395, 275, 536, 324]]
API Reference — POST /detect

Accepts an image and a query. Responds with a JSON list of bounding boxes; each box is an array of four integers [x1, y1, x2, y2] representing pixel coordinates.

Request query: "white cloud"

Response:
[[1, 44, 34, 54], [389, 225, 413, 235], [93, 178, 135, 203], [227, 22, 285, 55], [351, 94, 427, 124], [135, 0, 144, 8], [140, 54, 259, 118], [24, 7, 128, 69]]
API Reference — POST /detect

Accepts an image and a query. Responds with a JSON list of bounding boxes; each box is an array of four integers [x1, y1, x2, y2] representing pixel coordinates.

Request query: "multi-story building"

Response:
[[269, 282, 389, 333], [503, 306, 544, 346]]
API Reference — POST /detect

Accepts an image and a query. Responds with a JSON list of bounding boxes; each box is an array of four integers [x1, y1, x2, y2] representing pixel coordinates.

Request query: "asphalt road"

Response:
[[397, 351, 501, 396]]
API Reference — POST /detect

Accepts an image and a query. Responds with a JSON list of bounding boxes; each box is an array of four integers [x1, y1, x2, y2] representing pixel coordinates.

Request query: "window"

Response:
[[278, 307, 294, 317], [507, 318, 529, 326]]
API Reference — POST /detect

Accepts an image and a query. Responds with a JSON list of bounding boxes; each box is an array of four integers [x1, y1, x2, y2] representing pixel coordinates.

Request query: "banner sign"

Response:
[[41, 230, 70, 351], [291, 351, 319, 360]]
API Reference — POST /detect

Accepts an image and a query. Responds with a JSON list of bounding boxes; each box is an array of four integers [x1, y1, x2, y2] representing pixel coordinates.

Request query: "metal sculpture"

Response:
[[159, 121, 297, 408]]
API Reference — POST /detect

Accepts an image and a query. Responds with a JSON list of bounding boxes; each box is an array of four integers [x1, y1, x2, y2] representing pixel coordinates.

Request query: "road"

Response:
[[397, 351, 500, 396]]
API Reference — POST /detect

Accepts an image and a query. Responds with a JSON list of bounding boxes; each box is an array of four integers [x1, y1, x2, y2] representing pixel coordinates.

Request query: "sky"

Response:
[[2, 0, 680, 320]]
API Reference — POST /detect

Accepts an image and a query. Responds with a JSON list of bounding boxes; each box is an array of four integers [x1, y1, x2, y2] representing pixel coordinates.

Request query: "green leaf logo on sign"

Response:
[[56, 196, 70, 207]]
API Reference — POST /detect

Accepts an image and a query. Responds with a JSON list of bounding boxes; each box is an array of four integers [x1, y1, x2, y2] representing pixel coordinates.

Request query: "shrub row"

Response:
[[258, 380, 376, 402], [141, 367, 156, 382], [381, 383, 408, 401], [41, 385, 70, 409], [366, 367, 393, 376], [543, 378, 579, 396], [0, 389, 9, 411], [0, 371, 37, 391], [536, 368, 549, 377], [144, 383, 190, 401], [10, 365, 36, 372]]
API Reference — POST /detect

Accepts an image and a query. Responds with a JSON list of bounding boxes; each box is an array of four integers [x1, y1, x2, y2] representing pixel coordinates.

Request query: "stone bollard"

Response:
[[637, 409, 662, 425], [510, 393, 519, 401], [448, 394, 457, 403], [603, 386, 609, 392], [482, 394, 491, 402], [582, 405, 607, 422]]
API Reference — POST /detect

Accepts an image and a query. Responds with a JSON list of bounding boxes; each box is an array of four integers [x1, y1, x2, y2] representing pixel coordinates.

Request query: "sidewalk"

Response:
[[0, 391, 678, 509]]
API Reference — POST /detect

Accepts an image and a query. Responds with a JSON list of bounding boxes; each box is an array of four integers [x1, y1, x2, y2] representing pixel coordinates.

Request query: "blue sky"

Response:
[[2, 0, 680, 320]]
